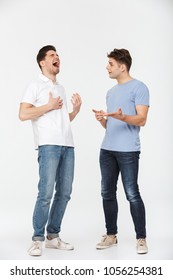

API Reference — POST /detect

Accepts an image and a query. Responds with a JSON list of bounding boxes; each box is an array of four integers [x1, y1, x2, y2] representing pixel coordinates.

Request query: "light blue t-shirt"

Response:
[[101, 79, 149, 152]]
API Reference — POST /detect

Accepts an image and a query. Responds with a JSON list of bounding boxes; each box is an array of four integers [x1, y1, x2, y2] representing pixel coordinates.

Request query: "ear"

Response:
[[121, 63, 126, 72], [40, 60, 45, 68]]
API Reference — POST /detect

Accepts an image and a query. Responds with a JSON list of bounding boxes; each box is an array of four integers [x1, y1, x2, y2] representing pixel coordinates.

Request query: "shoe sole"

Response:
[[45, 244, 74, 250], [137, 250, 148, 254], [96, 243, 117, 250], [28, 251, 42, 256]]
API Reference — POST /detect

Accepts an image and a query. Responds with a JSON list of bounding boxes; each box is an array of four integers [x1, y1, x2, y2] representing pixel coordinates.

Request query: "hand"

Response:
[[48, 92, 63, 110], [71, 93, 82, 113], [104, 108, 124, 120], [92, 109, 106, 121]]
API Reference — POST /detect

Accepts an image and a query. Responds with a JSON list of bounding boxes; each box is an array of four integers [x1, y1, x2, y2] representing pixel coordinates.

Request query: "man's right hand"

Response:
[[48, 92, 63, 110], [92, 109, 107, 129], [92, 109, 105, 121]]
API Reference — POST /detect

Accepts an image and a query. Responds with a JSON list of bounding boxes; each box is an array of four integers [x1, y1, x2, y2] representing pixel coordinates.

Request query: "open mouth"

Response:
[[53, 62, 59, 67]]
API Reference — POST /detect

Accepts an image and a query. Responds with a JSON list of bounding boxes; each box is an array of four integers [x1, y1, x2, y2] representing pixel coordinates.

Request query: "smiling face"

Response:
[[40, 50, 60, 76]]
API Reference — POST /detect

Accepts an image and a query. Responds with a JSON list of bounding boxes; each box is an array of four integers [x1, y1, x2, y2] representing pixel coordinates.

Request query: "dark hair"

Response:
[[107, 48, 132, 71], [36, 45, 56, 69]]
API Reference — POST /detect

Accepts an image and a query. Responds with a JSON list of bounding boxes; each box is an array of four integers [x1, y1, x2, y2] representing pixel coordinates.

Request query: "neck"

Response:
[[42, 70, 57, 84], [117, 73, 133, 84]]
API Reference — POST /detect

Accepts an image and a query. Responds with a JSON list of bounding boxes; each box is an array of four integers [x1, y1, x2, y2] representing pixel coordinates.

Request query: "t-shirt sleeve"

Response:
[[21, 82, 37, 105], [135, 83, 150, 107]]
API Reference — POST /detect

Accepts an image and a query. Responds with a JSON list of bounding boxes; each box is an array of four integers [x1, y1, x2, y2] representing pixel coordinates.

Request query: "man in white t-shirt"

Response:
[[19, 45, 82, 256]]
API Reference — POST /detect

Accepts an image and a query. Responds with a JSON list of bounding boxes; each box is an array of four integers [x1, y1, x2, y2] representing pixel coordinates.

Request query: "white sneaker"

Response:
[[45, 237, 74, 250], [136, 238, 148, 254], [28, 241, 42, 256]]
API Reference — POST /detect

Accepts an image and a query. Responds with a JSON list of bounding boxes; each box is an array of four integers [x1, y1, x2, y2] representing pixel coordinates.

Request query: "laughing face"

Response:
[[40, 50, 60, 75]]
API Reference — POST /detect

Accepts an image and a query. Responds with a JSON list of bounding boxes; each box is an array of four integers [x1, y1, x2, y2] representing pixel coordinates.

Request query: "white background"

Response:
[[0, 0, 173, 262]]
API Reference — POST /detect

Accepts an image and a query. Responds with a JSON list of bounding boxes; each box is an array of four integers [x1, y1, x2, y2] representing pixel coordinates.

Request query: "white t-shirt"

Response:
[[21, 73, 74, 149]]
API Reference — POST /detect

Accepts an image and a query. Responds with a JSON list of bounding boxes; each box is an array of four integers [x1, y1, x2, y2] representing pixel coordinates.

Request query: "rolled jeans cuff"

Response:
[[47, 233, 59, 239]]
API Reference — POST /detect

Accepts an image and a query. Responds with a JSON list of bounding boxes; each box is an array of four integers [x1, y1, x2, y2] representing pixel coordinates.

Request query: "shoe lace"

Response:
[[138, 239, 145, 246], [33, 241, 40, 249], [101, 235, 107, 242], [58, 238, 69, 246]]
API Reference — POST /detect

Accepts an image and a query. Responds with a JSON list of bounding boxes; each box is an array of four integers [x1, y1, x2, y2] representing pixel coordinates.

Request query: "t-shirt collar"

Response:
[[39, 73, 59, 85]]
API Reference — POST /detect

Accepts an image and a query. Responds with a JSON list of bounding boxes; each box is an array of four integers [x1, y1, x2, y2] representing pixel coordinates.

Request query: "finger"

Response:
[[71, 93, 79, 100], [92, 109, 100, 113], [57, 96, 63, 100], [107, 113, 114, 116], [71, 96, 78, 103], [100, 110, 105, 114], [72, 94, 81, 104], [73, 93, 81, 98], [75, 94, 82, 103], [71, 97, 76, 105], [58, 98, 63, 104]]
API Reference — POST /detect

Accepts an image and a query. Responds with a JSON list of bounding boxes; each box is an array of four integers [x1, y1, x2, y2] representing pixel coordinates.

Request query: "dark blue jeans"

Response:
[[99, 149, 146, 239]]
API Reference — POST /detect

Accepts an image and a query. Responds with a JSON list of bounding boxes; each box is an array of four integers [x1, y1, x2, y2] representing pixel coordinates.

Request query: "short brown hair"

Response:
[[107, 48, 132, 71], [36, 45, 56, 69]]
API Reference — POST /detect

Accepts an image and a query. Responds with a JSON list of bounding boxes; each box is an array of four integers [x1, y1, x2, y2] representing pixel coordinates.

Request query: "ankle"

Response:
[[47, 236, 53, 240], [107, 234, 116, 239]]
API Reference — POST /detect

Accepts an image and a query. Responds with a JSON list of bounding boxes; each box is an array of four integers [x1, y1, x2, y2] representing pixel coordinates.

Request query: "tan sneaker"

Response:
[[136, 238, 148, 254], [96, 234, 117, 249]]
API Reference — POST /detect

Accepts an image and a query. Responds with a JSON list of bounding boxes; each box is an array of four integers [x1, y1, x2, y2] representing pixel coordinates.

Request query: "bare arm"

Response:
[[69, 93, 82, 121], [92, 109, 107, 129], [104, 105, 149, 126], [19, 92, 63, 121]]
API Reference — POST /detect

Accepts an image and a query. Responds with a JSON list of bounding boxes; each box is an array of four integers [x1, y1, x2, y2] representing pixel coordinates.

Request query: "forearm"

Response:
[[70, 93, 82, 121], [121, 114, 147, 126], [19, 103, 52, 121], [99, 118, 107, 128], [106, 105, 149, 127], [69, 109, 80, 122]]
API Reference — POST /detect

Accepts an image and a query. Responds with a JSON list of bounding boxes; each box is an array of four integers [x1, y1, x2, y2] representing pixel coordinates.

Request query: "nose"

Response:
[[55, 54, 60, 60]]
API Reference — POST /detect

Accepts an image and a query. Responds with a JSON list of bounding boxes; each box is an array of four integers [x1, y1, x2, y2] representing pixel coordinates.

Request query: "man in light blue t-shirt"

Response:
[[93, 48, 149, 254]]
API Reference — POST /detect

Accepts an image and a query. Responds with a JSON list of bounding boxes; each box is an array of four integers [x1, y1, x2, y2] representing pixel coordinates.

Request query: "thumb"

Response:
[[92, 109, 97, 113], [49, 92, 53, 98]]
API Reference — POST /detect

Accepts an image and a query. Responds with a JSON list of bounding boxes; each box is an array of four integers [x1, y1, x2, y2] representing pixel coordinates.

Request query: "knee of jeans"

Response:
[[125, 191, 142, 203], [39, 196, 52, 207], [55, 188, 72, 202], [63, 193, 71, 202], [38, 188, 53, 205], [101, 190, 115, 200]]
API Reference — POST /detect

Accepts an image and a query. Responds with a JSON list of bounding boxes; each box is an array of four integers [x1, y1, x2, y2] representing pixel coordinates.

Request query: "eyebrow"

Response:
[[48, 53, 59, 57]]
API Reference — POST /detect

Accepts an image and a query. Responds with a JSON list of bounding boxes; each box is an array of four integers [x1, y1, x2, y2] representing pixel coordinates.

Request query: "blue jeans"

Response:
[[32, 145, 74, 241], [100, 149, 146, 239]]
